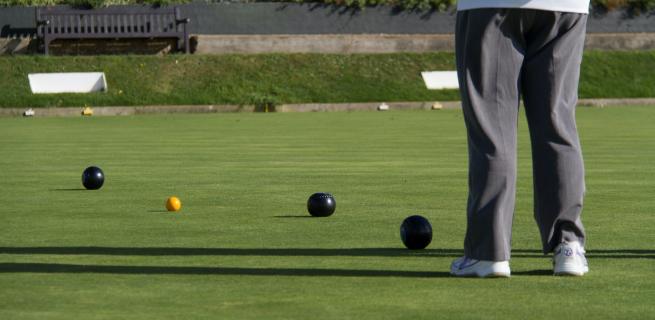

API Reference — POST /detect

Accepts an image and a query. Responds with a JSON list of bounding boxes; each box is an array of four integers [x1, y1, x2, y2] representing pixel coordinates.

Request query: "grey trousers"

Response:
[[456, 9, 587, 261]]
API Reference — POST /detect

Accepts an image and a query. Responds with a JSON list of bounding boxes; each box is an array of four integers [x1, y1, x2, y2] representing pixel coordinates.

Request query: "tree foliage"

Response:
[[1, 0, 654, 12]]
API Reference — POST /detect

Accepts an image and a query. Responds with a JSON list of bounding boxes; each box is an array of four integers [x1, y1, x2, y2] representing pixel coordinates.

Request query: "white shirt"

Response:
[[457, 0, 590, 13]]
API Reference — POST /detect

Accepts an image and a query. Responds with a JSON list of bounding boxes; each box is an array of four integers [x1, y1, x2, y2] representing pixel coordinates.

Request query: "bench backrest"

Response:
[[36, 6, 187, 37]]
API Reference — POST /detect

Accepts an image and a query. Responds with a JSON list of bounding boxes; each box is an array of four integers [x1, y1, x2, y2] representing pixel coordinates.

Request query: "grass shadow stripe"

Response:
[[0, 263, 452, 278], [512, 269, 553, 276], [273, 215, 315, 218], [0, 247, 463, 257], [1, 247, 651, 259]]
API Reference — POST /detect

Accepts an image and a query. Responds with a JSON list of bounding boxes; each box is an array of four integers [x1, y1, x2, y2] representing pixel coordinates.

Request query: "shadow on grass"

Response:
[[274, 215, 315, 218], [0, 247, 653, 259], [512, 269, 553, 276], [0, 247, 460, 257], [51, 188, 86, 191], [147, 210, 171, 213], [0, 263, 452, 278]]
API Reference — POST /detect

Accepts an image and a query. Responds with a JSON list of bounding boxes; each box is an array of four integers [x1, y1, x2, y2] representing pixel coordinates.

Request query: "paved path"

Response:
[[1, 98, 654, 117]]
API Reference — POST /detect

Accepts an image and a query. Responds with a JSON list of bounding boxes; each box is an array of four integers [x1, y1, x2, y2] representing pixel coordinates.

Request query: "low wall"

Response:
[[2, 99, 654, 117], [194, 34, 455, 54], [193, 33, 655, 54], [4, 32, 655, 55], [2, 3, 655, 54]]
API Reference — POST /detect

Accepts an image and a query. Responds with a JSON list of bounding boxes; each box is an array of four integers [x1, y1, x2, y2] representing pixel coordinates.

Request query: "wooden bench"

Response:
[[36, 6, 190, 55]]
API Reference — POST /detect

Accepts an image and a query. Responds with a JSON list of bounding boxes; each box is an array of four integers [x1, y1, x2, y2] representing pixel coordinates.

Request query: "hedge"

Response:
[[1, 0, 654, 12]]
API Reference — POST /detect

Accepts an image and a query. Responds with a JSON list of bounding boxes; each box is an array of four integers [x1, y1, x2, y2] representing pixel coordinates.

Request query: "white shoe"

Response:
[[553, 241, 589, 276], [450, 256, 511, 278]]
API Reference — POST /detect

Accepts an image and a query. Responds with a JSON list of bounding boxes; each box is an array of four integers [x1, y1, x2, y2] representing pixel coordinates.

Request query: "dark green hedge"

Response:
[[0, 0, 188, 7], [594, 0, 655, 11], [272, 0, 456, 11], [1, 0, 654, 12]]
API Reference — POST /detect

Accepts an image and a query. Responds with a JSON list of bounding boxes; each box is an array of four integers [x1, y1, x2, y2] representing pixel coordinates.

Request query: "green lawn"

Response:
[[0, 107, 654, 319], [2, 51, 655, 108]]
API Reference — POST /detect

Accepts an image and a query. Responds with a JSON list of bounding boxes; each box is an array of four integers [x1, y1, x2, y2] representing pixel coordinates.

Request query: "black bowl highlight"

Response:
[[400, 215, 432, 249], [307, 193, 336, 217], [82, 166, 104, 190]]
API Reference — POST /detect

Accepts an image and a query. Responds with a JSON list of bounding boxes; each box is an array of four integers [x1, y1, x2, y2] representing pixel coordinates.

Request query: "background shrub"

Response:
[[1, 0, 655, 11]]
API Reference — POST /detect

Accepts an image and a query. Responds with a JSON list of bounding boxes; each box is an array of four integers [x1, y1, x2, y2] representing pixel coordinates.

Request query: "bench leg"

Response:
[[184, 36, 190, 54]]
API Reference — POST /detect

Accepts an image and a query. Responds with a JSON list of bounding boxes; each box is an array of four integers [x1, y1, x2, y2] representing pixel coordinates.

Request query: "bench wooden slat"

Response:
[[36, 6, 190, 54]]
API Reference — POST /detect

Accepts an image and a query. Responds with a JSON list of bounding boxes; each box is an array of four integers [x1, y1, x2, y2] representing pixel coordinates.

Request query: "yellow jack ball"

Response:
[[166, 196, 182, 212]]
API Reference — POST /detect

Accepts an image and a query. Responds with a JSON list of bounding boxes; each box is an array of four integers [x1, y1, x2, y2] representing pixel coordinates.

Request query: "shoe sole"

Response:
[[450, 259, 511, 278], [554, 263, 588, 277], [485, 272, 511, 278], [554, 272, 584, 276]]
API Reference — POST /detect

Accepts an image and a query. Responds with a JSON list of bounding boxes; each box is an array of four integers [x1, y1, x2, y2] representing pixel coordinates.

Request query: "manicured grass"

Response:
[[0, 53, 460, 108], [1, 106, 654, 319], [2, 51, 654, 108]]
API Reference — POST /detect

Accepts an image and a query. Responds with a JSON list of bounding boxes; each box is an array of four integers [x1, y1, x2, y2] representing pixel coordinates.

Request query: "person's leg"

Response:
[[520, 11, 588, 254], [456, 9, 524, 261]]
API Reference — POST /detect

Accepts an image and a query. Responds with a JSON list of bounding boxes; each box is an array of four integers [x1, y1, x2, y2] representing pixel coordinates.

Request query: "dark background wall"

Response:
[[0, 6, 35, 38], [185, 3, 457, 34], [2, 2, 655, 38]]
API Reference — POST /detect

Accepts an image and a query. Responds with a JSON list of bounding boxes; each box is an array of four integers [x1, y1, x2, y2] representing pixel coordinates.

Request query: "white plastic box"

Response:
[[28, 72, 108, 94]]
